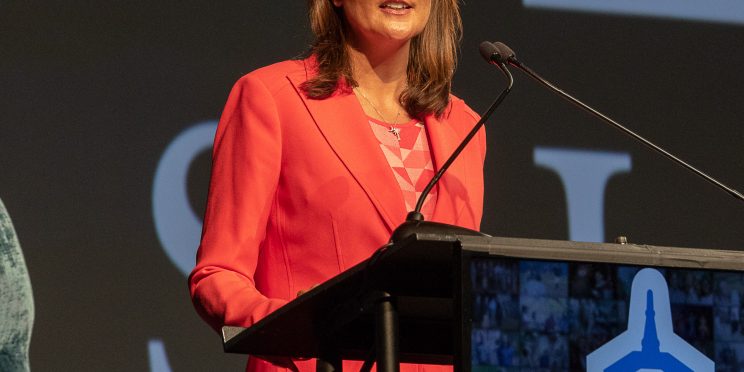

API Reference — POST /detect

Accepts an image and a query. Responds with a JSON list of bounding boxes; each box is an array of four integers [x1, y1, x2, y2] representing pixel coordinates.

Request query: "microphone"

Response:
[[479, 41, 512, 65], [484, 41, 744, 205], [390, 42, 515, 243]]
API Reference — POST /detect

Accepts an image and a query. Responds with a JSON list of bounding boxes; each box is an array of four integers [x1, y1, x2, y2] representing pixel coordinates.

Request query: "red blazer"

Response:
[[189, 58, 486, 372]]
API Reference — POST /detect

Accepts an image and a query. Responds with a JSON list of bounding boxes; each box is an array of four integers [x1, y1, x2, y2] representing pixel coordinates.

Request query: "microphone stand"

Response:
[[390, 52, 514, 243], [487, 41, 744, 204]]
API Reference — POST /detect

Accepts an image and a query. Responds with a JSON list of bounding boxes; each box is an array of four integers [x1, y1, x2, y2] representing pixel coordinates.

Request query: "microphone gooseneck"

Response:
[[390, 43, 515, 243], [486, 41, 744, 204], [409, 44, 515, 221]]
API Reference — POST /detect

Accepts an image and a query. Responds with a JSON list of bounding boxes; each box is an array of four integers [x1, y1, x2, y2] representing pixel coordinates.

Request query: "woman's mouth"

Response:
[[380, 1, 413, 14]]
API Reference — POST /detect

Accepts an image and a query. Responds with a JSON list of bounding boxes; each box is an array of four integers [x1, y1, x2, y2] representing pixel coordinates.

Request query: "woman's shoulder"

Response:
[[247, 58, 311, 80], [233, 57, 313, 93], [446, 94, 481, 124]]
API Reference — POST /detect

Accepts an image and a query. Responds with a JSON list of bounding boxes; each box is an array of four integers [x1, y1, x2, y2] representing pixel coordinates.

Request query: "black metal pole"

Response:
[[509, 58, 744, 204], [316, 346, 342, 372], [374, 291, 399, 372]]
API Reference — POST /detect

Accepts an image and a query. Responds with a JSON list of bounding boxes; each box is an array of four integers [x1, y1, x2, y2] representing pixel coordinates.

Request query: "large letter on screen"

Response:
[[523, 0, 744, 25]]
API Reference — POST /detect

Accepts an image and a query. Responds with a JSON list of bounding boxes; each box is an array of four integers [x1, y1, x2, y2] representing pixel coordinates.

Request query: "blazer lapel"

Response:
[[286, 72, 408, 233], [425, 110, 470, 225]]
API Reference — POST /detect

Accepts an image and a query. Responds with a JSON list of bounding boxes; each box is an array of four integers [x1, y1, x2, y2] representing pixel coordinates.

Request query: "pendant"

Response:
[[388, 126, 401, 141]]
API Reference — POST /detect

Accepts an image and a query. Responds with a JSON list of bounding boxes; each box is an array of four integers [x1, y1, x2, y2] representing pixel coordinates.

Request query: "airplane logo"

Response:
[[587, 268, 714, 371]]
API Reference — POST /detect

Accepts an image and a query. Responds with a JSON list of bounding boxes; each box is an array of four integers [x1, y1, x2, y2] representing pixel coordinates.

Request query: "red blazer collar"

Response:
[[285, 59, 469, 231]]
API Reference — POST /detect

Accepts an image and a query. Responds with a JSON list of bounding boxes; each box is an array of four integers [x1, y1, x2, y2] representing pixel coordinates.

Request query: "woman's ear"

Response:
[[332, 0, 342, 7]]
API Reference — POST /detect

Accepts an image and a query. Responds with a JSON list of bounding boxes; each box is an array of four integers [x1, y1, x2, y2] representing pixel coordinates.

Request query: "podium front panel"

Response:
[[462, 249, 744, 372]]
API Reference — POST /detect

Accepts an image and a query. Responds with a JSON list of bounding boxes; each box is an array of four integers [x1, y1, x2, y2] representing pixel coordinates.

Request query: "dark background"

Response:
[[1, 1, 742, 370]]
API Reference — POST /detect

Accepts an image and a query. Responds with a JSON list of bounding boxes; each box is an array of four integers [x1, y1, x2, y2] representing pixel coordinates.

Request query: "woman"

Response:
[[189, 0, 486, 371]]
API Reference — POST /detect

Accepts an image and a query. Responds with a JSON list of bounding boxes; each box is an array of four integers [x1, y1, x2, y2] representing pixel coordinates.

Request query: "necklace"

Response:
[[354, 86, 402, 141]]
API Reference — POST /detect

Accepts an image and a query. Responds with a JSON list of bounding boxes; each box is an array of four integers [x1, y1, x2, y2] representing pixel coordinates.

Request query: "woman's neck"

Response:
[[348, 38, 412, 121]]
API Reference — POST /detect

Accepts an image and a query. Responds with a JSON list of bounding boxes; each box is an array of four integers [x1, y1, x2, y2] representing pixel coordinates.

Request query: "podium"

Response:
[[222, 234, 744, 371]]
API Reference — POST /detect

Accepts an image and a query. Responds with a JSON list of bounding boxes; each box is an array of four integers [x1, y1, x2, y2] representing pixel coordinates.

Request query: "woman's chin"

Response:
[[377, 27, 421, 44], [350, 23, 423, 51]]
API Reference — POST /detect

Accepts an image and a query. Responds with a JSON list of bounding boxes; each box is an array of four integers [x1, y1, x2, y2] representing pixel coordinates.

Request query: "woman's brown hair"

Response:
[[301, 0, 462, 118]]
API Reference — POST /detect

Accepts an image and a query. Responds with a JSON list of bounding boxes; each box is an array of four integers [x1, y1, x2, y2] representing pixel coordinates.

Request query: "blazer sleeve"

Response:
[[188, 73, 289, 332], [467, 102, 487, 229], [462, 101, 487, 162], [453, 97, 487, 229]]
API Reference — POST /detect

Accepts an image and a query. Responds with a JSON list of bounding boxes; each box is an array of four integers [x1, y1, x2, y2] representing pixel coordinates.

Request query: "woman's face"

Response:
[[333, 0, 432, 46]]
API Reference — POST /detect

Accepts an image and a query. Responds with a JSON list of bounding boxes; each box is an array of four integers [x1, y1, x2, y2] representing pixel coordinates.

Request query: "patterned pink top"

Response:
[[367, 116, 437, 218]]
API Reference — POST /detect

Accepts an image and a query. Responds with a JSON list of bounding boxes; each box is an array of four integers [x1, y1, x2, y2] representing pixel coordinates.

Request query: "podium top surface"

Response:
[[457, 235, 744, 271]]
